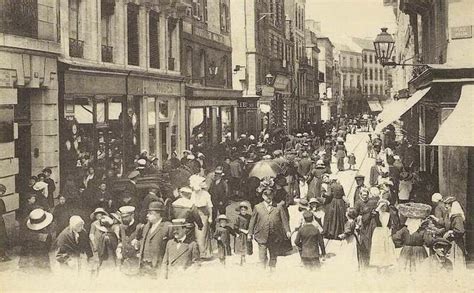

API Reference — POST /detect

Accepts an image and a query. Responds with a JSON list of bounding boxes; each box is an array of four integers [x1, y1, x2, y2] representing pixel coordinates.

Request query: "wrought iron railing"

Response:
[[101, 45, 113, 62], [69, 38, 84, 58]]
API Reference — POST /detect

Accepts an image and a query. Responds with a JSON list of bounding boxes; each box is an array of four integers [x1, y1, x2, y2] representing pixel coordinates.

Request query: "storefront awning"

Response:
[[431, 84, 474, 147], [375, 87, 431, 133], [367, 100, 383, 112]]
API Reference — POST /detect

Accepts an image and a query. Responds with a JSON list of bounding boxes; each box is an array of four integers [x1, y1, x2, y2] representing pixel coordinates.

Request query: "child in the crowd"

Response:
[[96, 215, 119, 275], [294, 210, 326, 270], [234, 202, 252, 265], [347, 153, 357, 170], [309, 198, 325, 233], [213, 215, 235, 265], [89, 208, 109, 252]]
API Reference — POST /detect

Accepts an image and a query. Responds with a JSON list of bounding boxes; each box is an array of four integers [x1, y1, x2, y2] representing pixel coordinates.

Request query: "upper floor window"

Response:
[[101, 0, 114, 62], [149, 10, 160, 69], [369, 69, 373, 80], [220, 2, 230, 33], [185, 47, 193, 78], [1, 0, 38, 38], [363, 54, 367, 62], [369, 54, 373, 63], [222, 56, 229, 88], [127, 3, 139, 66]]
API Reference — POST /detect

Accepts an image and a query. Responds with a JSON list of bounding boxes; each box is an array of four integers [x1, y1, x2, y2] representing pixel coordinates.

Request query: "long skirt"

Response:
[[449, 239, 466, 272], [336, 152, 345, 171], [323, 198, 346, 239], [398, 245, 428, 272], [195, 207, 212, 259], [369, 227, 396, 268]]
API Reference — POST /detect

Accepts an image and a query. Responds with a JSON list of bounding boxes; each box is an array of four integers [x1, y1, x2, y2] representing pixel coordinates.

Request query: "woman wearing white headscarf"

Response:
[[443, 197, 466, 271], [190, 174, 213, 259]]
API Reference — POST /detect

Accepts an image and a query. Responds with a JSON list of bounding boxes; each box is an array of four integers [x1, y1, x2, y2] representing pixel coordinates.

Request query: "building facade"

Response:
[[305, 28, 321, 123], [230, 0, 293, 134], [382, 0, 474, 259], [336, 45, 363, 115], [0, 0, 60, 232], [181, 0, 242, 148], [58, 0, 189, 181]]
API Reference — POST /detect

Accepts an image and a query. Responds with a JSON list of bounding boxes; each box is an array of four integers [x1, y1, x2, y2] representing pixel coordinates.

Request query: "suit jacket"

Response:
[[248, 202, 290, 245], [162, 238, 200, 270], [295, 223, 326, 258], [56, 227, 93, 264], [297, 158, 313, 176], [139, 221, 172, 267]]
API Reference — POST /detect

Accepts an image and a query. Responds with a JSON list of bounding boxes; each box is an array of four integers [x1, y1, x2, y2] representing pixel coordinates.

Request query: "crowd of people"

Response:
[[0, 114, 468, 279]]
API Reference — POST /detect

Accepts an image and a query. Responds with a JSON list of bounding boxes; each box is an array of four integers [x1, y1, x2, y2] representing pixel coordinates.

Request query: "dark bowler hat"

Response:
[[147, 201, 165, 212]]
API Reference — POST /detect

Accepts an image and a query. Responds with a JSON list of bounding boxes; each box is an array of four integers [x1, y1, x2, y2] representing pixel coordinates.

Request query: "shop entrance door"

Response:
[[159, 122, 170, 162], [14, 89, 32, 194]]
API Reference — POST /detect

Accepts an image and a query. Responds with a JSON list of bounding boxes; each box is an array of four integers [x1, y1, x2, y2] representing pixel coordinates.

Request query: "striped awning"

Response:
[[431, 84, 474, 146]]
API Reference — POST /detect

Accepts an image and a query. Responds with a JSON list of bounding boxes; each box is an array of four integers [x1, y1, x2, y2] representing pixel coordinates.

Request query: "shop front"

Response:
[[185, 86, 242, 148], [59, 65, 184, 180]]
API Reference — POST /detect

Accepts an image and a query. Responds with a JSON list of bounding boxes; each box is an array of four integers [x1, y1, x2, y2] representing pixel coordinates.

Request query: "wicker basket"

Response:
[[398, 203, 432, 219]]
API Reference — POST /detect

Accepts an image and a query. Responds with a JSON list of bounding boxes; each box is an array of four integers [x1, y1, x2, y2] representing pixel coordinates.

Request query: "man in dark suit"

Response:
[[248, 188, 291, 269], [353, 174, 367, 207], [162, 219, 200, 278], [294, 211, 326, 269], [55, 216, 93, 271], [138, 201, 172, 277], [42, 168, 56, 208]]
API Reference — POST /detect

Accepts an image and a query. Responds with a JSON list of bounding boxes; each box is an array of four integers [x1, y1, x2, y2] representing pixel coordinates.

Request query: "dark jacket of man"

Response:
[[139, 221, 173, 268], [369, 165, 382, 186], [294, 223, 326, 259], [44, 178, 56, 208], [55, 227, 93, 264], [297, 158, 313, 177], [208, 179, 229, 213], [162, 237, 200, 272], [248, 202, 290, 245]]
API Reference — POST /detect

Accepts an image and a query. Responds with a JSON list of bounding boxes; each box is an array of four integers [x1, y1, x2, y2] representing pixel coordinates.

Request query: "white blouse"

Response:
[[191, 190, 213, 208]]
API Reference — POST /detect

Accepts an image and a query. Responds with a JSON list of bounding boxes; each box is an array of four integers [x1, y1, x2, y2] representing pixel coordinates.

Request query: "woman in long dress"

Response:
[[337, 207, 359, 272], [443, 197, 466, 271], [190, 175, 213, 259], [323, 176, 347, 239], [369, 199, 396, 271], [335, 139, 347, 171], [392, 217, 432, 272]]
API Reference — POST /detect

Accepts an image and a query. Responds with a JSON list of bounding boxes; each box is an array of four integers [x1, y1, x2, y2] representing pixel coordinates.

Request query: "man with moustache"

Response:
[[116, 206, 143, 276]]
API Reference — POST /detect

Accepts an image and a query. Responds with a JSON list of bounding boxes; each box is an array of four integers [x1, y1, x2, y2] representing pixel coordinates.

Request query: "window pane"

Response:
[[108, 97, 122, 120], [96, 101, 105, 123], [0, 106, 14, 143], [74, 97, 93, 124], [159, 100, 168, 120], [148, 98, 156, 154]]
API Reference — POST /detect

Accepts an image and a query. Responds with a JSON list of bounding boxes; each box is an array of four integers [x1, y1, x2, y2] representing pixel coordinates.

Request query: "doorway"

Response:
[[14, 89, 32, 195]]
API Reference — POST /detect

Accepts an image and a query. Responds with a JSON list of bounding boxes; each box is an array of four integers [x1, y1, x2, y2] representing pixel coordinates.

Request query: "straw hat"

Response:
[[27, 209, 53, 231], [90, 207, 109, 220]]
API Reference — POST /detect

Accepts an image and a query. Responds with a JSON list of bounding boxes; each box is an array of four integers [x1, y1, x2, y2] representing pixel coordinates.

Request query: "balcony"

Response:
[[168, 57, 175, 71], [69, 38, 84, 58], [101, 45, 113, 63]]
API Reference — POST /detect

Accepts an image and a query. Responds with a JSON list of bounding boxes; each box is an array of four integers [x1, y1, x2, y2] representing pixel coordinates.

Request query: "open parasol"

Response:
[[248, 160, 283, 179]]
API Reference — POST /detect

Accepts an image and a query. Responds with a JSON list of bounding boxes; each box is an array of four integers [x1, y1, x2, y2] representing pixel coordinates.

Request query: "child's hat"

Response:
[[302, 210, 314, 221], [217, 214, 229, 221]]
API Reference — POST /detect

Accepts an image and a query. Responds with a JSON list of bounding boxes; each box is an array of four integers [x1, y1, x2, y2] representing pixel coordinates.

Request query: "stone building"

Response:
[[379, 0, 474, 259], [181, 0, 242, 147], [230, 0, 293, 134], [0, 0, 60, 232], [57, 0, 188, 180]]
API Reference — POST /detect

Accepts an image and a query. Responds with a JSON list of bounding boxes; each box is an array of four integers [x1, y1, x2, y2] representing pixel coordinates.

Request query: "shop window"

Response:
[[219, 106, 233, 142], [149, 11, 160, 69], [0, 106, 14, 143], [127, 3, 139, 66], [148, 98, 156, 156]]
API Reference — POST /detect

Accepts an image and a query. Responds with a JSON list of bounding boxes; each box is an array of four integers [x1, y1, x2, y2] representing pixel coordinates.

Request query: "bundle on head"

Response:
[[398, 202, 432, 219]]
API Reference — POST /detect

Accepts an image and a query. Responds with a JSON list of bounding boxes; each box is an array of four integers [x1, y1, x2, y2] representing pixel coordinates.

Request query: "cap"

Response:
[[197, 153, 205, 158], [118, 206, 136, 214], [296, 133, 302, 137], [431, 193, 443, 203], [128, 170, 140, 179], [309, 197, 323, 205], [355, 174, 365, 179], [443, 196, 456, 205], [171, 218, 194, 228], [239, 201, 251, 210], [214, 166, 224, 174], [432, 238, 452, 249], [376, 158, 383, 163], [299, 198, 309, 207], [147, 201, 165, 212], [216, 214, 229, 221]]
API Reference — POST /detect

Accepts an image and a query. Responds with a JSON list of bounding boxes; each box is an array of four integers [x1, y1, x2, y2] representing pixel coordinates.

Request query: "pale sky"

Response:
[[306, 0, 396, 41]]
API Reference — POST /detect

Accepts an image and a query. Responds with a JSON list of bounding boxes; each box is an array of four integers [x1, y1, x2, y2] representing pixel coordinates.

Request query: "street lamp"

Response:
[[374, 28, 428, 68], [265, 73, 275, 86], [208, 62, 218, 78]]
